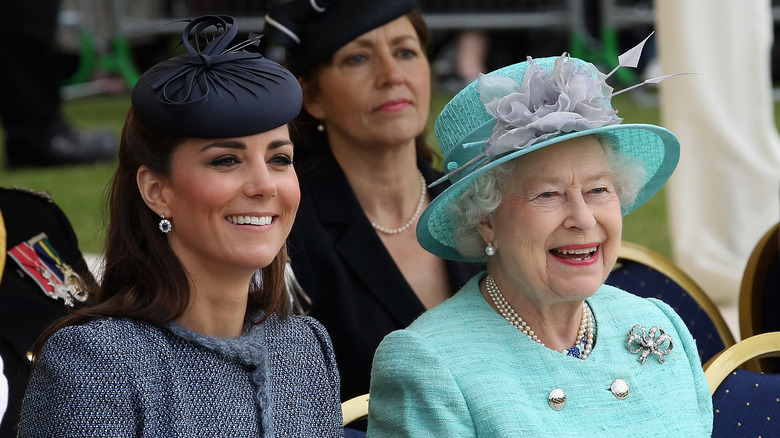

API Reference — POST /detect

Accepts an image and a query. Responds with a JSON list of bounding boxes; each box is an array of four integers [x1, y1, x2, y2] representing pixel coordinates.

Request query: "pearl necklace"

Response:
[[370, 171, 427, 235], [485, 275, 595, 359]]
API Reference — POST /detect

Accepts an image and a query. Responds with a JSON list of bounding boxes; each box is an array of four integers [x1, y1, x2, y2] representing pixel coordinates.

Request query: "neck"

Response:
[[331, 140, 425, 229], [177, 268, 254, 338], [482, 273, 585, 351]]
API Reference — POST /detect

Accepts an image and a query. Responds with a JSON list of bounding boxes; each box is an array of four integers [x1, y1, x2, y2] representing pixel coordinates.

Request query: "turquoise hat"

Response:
[[417, 54, 680, 262]]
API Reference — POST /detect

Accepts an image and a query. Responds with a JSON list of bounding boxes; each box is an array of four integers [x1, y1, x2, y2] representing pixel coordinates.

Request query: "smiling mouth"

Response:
[[551, 246, 598, 261], [226, 215, 272, 226]]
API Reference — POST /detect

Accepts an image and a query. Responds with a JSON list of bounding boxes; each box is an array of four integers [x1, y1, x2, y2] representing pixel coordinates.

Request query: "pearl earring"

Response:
[[316, 122, 325, 132], [485, 243, 495, 256], [158, 214, 172, 233]]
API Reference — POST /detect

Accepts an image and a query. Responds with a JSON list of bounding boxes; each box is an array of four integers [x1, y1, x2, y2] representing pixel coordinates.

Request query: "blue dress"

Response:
[[368, 273, 713, 437]]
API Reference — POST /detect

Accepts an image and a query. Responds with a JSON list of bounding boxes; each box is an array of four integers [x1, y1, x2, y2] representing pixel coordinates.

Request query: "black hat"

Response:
[[132, 15, 302, 139], [264, 0, 417, 76]]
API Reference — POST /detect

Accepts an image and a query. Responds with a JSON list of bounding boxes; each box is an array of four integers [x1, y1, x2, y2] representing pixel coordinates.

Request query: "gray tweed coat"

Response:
[[18, 313, 343, 437]]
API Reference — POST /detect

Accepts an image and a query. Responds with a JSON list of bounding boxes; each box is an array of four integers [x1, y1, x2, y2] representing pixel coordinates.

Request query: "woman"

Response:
[[263, 0, 482, 401], [18, 16, 342, 437], [368, 53, 713, 435]]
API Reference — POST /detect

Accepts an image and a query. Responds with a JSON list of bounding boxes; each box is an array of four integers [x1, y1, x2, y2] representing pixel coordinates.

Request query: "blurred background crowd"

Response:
[[2, 0, 780, 343]]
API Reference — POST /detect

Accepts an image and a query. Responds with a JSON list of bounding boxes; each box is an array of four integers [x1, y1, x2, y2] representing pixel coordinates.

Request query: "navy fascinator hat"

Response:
[[132, 15, 302, 139], [264, 0, 416, 76]]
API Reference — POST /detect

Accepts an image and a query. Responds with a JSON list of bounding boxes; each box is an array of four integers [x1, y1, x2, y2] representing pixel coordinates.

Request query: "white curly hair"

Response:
[[449, 135, 647, 259]]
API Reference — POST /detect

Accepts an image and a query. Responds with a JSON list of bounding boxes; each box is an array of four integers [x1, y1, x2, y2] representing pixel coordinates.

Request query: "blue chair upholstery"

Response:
[[606, 241, 735, 365], [711, 369, 780, 437], [704, 332, 780, 437]]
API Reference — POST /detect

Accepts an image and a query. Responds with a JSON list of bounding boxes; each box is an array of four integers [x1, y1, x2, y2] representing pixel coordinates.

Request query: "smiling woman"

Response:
[[17, 15, 342, 438], [367, 52, 713, 436]]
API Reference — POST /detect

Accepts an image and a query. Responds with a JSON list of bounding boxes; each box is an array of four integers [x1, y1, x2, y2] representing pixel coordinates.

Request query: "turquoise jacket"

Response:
[[368, 273, 713, 437]]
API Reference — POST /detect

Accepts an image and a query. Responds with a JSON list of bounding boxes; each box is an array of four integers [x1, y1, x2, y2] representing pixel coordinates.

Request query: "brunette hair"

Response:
[[292, 11, 433, 176], [32, 108, 291, 361]]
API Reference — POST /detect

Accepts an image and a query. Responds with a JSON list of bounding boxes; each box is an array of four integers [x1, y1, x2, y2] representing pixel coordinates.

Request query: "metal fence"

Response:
[[57, 0, 665, 92]]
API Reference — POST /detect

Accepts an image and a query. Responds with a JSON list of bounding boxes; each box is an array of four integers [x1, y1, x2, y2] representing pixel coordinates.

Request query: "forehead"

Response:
[[510, 136, 611, 185]]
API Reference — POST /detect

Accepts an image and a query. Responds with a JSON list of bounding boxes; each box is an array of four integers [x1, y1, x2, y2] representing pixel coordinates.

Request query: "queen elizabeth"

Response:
[[366, 47, 713, 436]]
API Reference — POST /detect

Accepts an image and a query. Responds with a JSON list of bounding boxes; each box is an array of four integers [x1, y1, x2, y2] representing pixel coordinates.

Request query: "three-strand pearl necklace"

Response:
[[485, 275, 595, 359], [370, 171, 427, 235]]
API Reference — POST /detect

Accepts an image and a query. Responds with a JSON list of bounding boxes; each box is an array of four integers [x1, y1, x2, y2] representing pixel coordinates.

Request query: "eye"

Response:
[[210, 155, 240, 167], [269, 153, 294, 167], [396, 48, 418, 60], [538, 191, 558, 199], [344, 53, 367, 66]]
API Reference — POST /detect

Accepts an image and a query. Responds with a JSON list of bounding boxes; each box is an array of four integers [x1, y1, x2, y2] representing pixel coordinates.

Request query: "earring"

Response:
[[316, 122, 325, 132], [158, 214, 172, 233], [485, 243, 495, 256]]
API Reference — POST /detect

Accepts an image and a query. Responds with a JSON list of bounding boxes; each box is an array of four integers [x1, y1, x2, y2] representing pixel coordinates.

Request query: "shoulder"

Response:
[[42, 318, 167, 364], [265, 314, 335, 357], [407, 273, 486, 333], [374, 274, 487, 358], [591, 284, 681, 321]]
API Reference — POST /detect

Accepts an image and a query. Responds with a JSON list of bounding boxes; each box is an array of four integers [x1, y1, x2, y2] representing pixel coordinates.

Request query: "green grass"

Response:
[[0, 95, 128, 253], [0, 90, 672, 257]]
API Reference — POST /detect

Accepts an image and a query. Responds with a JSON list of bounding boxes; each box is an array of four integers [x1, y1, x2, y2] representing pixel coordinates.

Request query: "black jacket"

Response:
[[0, 187, 95, 438], [287, 155, 483, 401]]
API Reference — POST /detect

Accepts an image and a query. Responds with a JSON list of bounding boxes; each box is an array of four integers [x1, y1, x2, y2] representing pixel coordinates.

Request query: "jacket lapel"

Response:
[[308, 159, 426, 327]]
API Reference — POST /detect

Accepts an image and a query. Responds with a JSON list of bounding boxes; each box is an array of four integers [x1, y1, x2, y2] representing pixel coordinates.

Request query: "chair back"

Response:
[[342, 393, 369, 437], [739, 222, 780, 372], [606, 241, 736, 364], [703, 332, 780, 437]]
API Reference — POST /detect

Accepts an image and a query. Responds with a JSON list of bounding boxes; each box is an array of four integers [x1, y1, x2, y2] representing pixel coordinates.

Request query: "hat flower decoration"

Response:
[[419, 33, 689, 262], [431, 32, 683, 188]]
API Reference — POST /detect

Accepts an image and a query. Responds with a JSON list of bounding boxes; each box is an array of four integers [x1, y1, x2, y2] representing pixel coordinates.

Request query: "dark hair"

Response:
[[32, 108, 291, 361], [292, 10, 433, 176]]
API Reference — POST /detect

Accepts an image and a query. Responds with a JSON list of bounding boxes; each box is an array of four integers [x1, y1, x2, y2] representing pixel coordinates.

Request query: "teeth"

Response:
[[557, 246, 597, 255], [227, 215, 272, 226]]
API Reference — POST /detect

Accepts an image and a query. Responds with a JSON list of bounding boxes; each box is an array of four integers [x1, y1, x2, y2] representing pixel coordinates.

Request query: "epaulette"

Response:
[[9, 186, 53, 202]]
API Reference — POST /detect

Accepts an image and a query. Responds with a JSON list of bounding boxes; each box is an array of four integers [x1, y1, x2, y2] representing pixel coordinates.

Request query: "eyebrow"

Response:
[[525, 170, 614, 187], [351, 34, 419, 49], [199, 138, 292, 153]]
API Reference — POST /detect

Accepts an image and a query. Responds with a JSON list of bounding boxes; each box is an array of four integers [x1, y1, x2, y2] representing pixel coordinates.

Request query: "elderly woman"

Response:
[[367, 53, 713, 436], [18, 16, 342, 437], [263, 0, 482, 404]]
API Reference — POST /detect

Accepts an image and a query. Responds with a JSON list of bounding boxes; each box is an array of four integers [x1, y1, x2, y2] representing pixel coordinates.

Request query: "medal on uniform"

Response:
[[7, 232, 89, 306]]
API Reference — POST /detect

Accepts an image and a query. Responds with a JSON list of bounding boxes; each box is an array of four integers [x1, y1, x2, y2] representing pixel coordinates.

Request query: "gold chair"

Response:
[[738, 222, 779, 340], [606, 241, 736, 364], [703, 332, 780, 437], [342, 393, 370, 427]]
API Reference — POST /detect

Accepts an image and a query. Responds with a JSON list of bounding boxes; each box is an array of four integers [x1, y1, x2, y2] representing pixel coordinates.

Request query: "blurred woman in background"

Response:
[[264, 0, 483, 403]]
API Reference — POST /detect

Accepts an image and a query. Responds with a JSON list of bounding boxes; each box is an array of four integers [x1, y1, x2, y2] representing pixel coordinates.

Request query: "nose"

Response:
[[244, 163, 277, 198], [375, 50, 404, 88], [563, 192, 596, 231]]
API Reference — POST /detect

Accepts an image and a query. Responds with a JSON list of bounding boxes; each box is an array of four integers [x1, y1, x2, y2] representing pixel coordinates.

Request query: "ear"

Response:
[[477, 217, 496, 250], [300, 77, 326, 120], [137, 165, 170, 216]]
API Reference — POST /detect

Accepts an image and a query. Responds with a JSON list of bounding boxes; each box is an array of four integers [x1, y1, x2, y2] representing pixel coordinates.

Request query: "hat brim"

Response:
[[416, 123, 680, 262]]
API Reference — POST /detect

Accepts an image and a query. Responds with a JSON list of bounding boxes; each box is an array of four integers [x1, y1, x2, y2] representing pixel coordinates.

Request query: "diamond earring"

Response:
[[485, 243, 495, 256], [158, 214, 172, 233]]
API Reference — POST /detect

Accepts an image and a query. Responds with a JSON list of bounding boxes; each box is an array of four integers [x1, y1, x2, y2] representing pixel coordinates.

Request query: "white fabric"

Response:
[[0, 355, 7, 424], [656, 0, 780, 304]]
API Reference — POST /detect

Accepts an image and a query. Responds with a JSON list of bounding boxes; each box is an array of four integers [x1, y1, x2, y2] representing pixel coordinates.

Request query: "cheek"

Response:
[[279, 176, 301, 210]]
